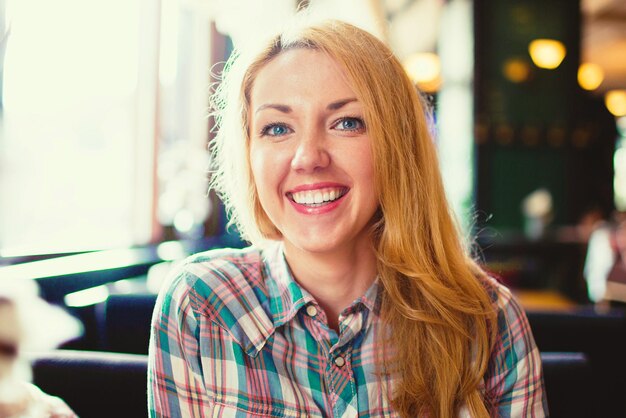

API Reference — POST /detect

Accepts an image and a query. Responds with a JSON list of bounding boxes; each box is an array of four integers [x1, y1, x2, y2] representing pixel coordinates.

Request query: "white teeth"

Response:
[[291, 188, 346, 205]]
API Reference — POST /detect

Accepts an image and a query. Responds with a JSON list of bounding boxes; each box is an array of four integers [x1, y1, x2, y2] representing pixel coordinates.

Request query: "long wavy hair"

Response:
[[210, 18, 497, 418]]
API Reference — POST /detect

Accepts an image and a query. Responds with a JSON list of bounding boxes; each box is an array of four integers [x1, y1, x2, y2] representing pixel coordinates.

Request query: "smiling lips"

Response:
[[286, 185, 349, 213]]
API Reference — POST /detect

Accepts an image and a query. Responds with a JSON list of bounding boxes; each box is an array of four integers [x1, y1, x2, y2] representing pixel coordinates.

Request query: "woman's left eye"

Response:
[[333, 117, 365, 132], [260, 123, 292, 137]]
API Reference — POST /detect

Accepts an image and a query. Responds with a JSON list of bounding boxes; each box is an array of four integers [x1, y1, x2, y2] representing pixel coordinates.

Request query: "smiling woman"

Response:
[[249, 52, 375, 239], [148, 18, 548, 418], [248, 49, 379, 330]]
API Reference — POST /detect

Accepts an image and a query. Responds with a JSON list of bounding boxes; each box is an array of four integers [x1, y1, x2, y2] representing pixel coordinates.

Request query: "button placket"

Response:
[[326, 347, 356, 416], [334, 355, 346, 368]]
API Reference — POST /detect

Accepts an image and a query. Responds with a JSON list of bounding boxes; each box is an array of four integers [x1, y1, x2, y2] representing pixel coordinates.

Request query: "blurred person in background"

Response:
[[584, 211, 626, 308], [0, 282, 80, 418], [603, 213, 626, 307], [148, 17, 547, 417]]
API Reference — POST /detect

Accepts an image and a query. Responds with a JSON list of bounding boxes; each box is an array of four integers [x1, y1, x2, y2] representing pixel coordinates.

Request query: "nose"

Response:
[[290, 132, 330, 172]]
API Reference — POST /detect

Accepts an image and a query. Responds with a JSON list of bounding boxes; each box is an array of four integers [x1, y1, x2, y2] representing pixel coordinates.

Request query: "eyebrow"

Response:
[[254, 97, 358, 115], [327, 97, 358, 110], [254, 104, 292, 115]]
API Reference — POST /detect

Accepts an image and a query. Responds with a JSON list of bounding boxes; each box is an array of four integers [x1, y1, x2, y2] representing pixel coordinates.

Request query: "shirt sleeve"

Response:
[[148, 270, 211, 417], [484, 283, 549, 417]]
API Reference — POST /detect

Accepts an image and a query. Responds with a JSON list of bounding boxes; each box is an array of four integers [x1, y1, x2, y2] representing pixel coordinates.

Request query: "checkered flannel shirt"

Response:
[[148, 243, 547, 417]]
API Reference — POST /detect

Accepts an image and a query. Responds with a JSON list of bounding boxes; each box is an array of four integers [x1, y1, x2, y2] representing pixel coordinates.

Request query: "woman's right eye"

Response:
[[260, 123, 292, 137]]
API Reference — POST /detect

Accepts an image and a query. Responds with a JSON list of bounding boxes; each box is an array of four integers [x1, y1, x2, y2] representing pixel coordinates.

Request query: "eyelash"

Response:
[[259, 123, 291, 137], [332, 116, 366, 132], [258, 116, 366, 138]]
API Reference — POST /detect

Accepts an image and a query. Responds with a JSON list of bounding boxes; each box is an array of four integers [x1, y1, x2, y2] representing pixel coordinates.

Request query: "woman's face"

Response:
[[248, 48, 378, 255]]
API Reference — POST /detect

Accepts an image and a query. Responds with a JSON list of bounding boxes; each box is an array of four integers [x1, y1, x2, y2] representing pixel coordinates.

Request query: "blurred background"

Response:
[[0, 0, 625, 304], [2, 0, 625, 304], [0, 1, 625, 416]]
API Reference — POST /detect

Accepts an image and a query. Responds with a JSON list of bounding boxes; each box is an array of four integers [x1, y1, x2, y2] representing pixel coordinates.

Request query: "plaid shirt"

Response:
[[148, 243, 547, 417]]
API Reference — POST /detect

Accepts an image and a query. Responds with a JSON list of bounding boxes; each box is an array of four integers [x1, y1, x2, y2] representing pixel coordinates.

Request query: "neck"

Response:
[[283, 239, 378, 331]]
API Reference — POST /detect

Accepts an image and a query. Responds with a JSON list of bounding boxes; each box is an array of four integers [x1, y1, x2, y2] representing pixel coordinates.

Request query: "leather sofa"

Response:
[[527, 308, 626, 417], [30, 350, 591, 418], [30, 350, 148, 418]]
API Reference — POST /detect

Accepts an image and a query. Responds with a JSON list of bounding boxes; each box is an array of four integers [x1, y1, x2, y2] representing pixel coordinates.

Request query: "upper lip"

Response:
[[287, 182, 349, 193]]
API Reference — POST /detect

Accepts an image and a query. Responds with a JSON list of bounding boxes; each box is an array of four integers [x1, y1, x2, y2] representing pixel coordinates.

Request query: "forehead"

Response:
[[249, 48, 356, 107]]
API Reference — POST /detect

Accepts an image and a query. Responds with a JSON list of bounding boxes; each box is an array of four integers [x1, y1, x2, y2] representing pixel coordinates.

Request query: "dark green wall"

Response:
[[474, 0, 616, 231]]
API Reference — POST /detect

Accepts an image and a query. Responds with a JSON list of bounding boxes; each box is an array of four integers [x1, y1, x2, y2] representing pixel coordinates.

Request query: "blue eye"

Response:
[[334, 117, 365, 132], [261, 123, 291, 137]]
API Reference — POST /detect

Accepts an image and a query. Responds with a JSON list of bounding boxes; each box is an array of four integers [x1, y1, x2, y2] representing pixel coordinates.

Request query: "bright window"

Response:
[[0, 0, 159, 255]]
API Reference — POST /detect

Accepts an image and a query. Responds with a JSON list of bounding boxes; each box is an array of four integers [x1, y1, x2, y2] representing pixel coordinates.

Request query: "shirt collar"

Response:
[[262, 242, 381, 328], [345, 277, 381, 316], [262, 242, 315, 328], [207, 243, 382, 358]]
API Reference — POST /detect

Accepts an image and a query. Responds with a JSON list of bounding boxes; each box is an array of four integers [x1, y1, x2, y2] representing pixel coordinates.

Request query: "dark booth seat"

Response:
[[29, 350, 148, 418], [96, 293, 158, 354], [540, 352, 592, 418], [29, 350, 590, 418], [527, 308, 626, 417]]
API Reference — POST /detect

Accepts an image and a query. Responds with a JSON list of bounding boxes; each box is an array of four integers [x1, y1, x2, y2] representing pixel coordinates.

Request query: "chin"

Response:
[[289, 240, 338, 255], [281, 230, 323, 247], [284, 231, 354, 256]]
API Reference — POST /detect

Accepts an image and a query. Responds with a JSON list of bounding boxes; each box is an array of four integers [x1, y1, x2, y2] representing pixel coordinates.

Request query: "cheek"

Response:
[[249, 144, 284, 203], [353, 144, 376, 185], [355, 145, 379, 206], [249, 146, 264, 188]]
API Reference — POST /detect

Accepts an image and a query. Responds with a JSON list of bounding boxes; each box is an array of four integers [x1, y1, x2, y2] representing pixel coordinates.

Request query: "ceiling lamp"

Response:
[[578, 63, 604, 91], [605, 90, 626, 117], [403, 52, 442, 93], [528, 39, 566, 70], [503, 58, 531, 83]]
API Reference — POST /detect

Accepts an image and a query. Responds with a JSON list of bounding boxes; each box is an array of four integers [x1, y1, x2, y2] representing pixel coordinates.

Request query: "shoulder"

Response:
[[163, 245, 266, 301], [481, 276, 535, 355], [157, 245, 274, 355], [481, 277, 548, 414], [185, 245, 265, 279], [483, 276, 527, 325]]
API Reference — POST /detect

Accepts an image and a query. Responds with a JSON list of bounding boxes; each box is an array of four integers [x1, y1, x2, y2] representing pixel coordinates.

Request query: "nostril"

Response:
[[291, 145, 330, 171]]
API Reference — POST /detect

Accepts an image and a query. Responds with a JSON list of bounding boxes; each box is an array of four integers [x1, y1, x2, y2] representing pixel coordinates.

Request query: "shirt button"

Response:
[[306, 305, 318, 317], [334, 355, 346, 368]]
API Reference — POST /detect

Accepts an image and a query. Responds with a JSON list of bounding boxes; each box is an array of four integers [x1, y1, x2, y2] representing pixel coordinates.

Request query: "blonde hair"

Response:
[[210, 19, 497, 418]]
